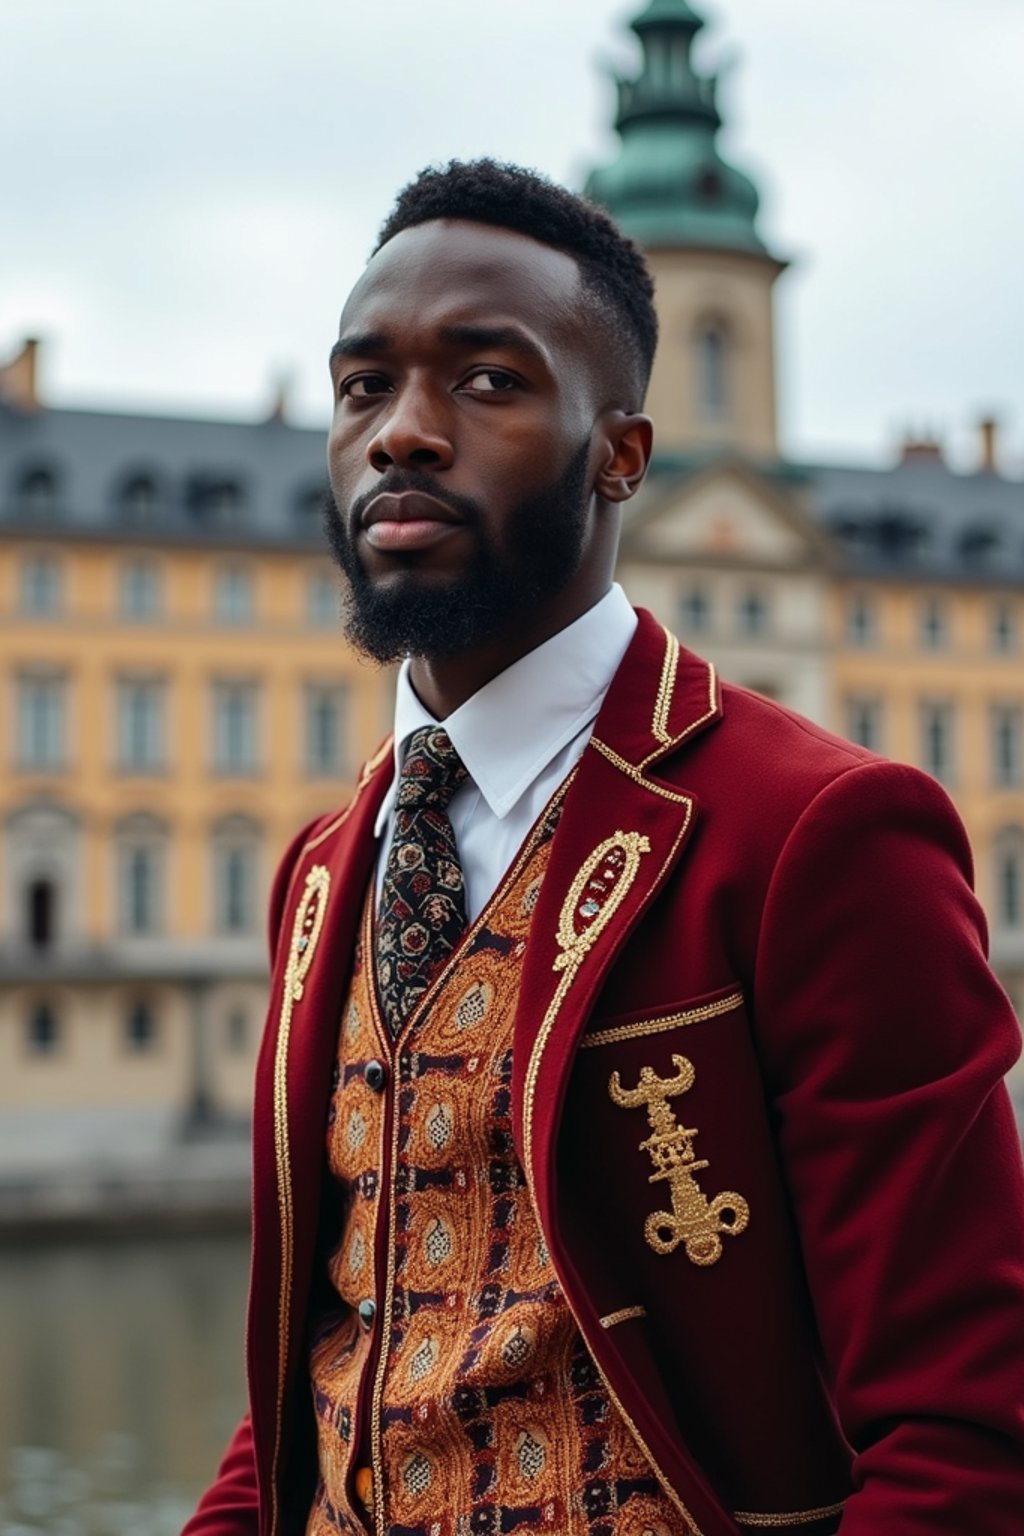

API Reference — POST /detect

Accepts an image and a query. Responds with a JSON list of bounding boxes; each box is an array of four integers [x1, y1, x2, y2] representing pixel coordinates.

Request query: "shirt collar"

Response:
[[374, 584, 637, 835]]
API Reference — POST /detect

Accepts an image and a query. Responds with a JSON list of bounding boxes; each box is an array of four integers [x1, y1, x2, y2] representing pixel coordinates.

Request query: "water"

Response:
[[0, 1231, 250, 1536]]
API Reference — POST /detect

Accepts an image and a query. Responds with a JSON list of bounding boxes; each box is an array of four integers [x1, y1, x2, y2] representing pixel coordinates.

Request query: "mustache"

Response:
[[346, 470, 485, 533]]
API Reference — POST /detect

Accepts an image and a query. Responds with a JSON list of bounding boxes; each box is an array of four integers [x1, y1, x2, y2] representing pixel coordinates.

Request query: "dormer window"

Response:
[[187, 474, 246, 530], [118, 473, 161, 525], [15, 465, 59, 519]]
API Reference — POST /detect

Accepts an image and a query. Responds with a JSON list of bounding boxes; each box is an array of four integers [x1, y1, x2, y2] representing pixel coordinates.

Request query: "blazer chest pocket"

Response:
[[567, 984, 777, 1274]]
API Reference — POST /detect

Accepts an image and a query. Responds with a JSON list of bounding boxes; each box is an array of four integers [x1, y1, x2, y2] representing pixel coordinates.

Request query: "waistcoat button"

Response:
[[358, 1298, 377, 1330], [363, 1059, 387, 1092]]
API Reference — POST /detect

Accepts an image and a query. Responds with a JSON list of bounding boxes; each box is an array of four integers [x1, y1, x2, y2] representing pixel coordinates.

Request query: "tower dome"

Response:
[[585, 0, 765, 254]]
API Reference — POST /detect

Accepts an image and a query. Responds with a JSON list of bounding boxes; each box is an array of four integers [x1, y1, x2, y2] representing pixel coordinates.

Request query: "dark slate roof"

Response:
[[806, 458, 1024, 583], [0, 401, 329, 546]]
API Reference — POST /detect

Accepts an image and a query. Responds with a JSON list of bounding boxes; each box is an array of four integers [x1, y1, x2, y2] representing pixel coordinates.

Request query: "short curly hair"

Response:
[[373, 159, 658, 409]]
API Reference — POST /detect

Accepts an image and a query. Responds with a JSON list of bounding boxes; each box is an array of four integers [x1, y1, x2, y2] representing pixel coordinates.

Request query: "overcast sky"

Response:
[[2, 0, 1022, 474]]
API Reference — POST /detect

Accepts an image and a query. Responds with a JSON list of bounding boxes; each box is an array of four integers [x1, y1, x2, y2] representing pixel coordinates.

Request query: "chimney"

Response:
[[266, 372, 291, 424], [0, 336, 42, 411], [978, 415, 999, 475], [899, 429, 945, 467]]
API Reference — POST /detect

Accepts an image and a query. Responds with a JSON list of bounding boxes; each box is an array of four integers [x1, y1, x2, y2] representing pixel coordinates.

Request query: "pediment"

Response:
[[625, 461, 832, 567]]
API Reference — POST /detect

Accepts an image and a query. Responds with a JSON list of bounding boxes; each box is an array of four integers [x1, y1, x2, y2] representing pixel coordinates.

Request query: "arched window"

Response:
[[694, 318, 731, 422], [115, 815, 168, 937], [27, 878, 56, 949], [212, 815, 262, 935]]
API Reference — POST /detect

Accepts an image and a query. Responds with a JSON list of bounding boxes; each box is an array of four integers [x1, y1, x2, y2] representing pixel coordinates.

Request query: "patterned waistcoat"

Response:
[[306, 791, 688, 1536]]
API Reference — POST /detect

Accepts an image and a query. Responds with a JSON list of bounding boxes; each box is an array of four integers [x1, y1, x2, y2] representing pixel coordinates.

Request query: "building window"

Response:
[[16, 673, 66, 771], [920, 700, 955, 783], [125, 999, 158, 1053], [187, 475, 245, 530], [994, 832, 1024, 929], [117, 677, 166, 773], [20, 553, 63, 616], [226, 1006, 249, 1053], [919, 594, 949, 650], [846, 591, 877, 648], [116, 819, 167, 937], [694, 320, 730, 421], [213, 681, 259, 774], [737, 589, 770, 637], [212, 818, 261, 935], [119, 558, 162, 620], [992, 705, 1022, 789], [117, 474, 161, 525], [679, 586, 710, 634], [306, 683, 347, 777], [846, 697, 883, 753], [16, 466, 59, 519], [294, 484, 327, 537], [308, 568, 338, 628], [26, 878, 57, 950], [991, 600, 1017, 655], [214, 565, 253, 625], [26, 1001, 60, 1055]]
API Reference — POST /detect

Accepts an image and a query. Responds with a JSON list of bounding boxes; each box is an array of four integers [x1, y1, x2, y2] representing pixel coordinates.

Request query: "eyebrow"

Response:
[[328, 323, 547, 369]]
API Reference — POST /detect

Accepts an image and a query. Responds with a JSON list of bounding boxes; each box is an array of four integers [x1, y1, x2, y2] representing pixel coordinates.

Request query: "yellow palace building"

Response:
[[1, 0, 1020, 1189]]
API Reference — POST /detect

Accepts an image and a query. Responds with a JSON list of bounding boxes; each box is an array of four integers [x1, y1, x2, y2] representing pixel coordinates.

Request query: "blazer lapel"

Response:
[[248, 741, 393, 1529], [512, 609, 723, 1225]]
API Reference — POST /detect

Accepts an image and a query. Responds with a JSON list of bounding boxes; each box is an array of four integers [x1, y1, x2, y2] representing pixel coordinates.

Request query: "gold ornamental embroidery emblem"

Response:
[[554, 831, 652, 971], [609, 1053, 749, 1266]]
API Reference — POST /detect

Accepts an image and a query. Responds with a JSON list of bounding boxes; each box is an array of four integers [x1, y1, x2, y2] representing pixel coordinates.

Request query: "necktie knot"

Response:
[[397, 726, 468, 814]]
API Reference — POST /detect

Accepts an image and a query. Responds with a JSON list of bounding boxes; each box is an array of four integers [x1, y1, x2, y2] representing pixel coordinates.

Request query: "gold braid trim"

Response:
[[599, 1305, 647, 1328], [581, 991, 743, 1049], [733, 1501, 846, 1528]]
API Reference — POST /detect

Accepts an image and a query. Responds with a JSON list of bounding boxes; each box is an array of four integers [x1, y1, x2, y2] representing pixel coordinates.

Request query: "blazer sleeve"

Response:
[[182, 814, 322, 1536], [754, 759, 1024, 1533]]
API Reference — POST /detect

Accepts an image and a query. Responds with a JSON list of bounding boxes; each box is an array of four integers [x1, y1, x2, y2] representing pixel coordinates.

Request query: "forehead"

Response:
[[339, 219, 586, 345]]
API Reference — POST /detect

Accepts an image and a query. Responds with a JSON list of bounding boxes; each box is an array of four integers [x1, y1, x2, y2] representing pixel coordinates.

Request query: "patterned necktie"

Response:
[[375, 725, 470, 1037]]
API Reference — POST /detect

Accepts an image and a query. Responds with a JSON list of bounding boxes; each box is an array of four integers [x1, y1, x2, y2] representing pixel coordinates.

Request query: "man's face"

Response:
[[324, 220, 606, 663]]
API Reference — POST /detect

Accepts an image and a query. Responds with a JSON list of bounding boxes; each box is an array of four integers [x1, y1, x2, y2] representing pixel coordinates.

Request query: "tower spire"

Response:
[[586, 0, 765, 254]]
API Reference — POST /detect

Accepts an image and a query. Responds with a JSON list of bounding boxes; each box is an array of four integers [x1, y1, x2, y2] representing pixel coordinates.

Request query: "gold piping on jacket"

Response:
[[599, 1305, 647, 1328], [590, 737, 694, 804], [733, 1501, 846, 1528], [581, 991, 744, 1049], [269, 862, 330, 1536], [652, 628, 681, 747]]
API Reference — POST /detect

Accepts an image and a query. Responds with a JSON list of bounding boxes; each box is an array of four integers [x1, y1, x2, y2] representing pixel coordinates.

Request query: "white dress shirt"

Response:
[[374, 584, 638, 922]]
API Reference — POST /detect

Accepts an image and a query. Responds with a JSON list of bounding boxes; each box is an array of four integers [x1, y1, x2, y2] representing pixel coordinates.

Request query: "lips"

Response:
[[361, 490, 465, 554]]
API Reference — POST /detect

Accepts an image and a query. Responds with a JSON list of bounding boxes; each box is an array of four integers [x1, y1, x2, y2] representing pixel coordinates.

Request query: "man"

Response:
[[186, 161, 1024, 1536]]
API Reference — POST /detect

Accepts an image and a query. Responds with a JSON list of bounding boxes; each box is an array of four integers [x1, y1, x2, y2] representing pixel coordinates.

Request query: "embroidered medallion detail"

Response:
[[286, 864, 330, 1001], [609, 1053, 749, 1266], [554, 830, 652, 972]]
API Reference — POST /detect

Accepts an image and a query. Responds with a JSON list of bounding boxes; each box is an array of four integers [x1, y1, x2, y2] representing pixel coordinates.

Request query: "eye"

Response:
[[459, 368, 519, 394], [341, 374, 392, 400]]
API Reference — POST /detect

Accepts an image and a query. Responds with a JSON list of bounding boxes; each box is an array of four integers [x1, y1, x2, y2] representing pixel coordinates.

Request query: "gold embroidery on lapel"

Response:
[[609, 1053, 749, 1266], [269, 863, 330, 1536], [652, 629, 681, 747], [581, 991, 743, 1049]]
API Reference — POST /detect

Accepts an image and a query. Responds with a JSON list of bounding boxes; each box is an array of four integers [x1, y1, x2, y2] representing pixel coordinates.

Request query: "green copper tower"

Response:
[[585, 0, 767, 254], [586, 0, 786, 458]]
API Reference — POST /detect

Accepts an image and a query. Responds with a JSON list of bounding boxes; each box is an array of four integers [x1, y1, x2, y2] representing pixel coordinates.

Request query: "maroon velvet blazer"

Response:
[[185, 610, 1024, 1536]]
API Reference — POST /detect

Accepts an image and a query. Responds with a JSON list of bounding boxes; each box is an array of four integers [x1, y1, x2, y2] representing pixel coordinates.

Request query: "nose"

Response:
[[367, 380, 454, 473]]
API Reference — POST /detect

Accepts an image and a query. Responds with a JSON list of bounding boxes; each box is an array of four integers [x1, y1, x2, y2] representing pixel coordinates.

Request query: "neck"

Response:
[[408, 580, 612, 720]]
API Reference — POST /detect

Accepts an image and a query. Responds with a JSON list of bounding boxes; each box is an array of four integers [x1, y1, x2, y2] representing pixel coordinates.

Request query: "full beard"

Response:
[[321, 440, 592, 664]]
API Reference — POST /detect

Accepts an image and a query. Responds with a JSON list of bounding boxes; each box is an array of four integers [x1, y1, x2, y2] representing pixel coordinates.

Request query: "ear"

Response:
[[593, 413, 654, 504]]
